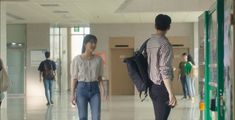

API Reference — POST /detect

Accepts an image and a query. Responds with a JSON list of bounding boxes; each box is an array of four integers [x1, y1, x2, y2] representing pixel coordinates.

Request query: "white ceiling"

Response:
[[4, 0, 215, 25]]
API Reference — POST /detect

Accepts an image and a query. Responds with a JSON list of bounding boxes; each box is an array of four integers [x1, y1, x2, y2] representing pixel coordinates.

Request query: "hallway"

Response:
[[1, 93, 200, 120]]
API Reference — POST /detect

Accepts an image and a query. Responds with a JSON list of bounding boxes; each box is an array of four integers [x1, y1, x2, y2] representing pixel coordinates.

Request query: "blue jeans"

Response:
[[180, 76, 190, 98], [43, 79, 54, 103], [76, 81, 101, 120], [186, 75, 195, 97]]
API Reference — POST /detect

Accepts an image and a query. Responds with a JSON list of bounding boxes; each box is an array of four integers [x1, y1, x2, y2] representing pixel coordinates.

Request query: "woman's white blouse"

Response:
[[71, 55, 103, 82]]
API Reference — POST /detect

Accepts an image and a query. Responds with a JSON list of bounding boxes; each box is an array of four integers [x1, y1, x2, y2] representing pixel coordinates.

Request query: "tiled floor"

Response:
[[1, 92, 201, 120]]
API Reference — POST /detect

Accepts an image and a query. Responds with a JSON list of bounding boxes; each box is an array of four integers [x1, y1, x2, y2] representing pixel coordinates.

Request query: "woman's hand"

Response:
[[101, 89, 108, 101], [71, 95, 76, 105]]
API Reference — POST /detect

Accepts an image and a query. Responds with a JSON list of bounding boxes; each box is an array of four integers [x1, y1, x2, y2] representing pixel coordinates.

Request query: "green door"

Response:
[[204, 0, 226, 120]]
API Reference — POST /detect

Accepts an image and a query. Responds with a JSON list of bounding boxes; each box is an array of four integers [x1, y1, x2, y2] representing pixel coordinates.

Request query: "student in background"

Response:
[[38, 51, 56, 106], [185, 54, 196, 102], [178, 53, 190, 99]]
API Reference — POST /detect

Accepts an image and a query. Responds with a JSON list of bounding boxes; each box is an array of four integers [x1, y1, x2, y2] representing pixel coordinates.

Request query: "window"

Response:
[[71, 27, 90, 59], [50, 27, 61, 60]]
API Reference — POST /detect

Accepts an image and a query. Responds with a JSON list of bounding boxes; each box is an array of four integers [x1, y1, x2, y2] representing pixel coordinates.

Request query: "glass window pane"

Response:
[[50, 27, 60, 35], [54, 27, 60, 34], [84, 27, 90, 34], [50, 36, 54, 58], [54, 36, 60, 59], [71, 35, 84, 59], [50, 28, 54, 35]]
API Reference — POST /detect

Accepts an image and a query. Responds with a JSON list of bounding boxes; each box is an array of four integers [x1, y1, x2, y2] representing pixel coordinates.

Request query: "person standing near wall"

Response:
[[147, 14, 177, 120], [38, 51, 56, 106], [71, 34, 107, 120], [185, 54, 196, 102], [178, 53, 190, 99]]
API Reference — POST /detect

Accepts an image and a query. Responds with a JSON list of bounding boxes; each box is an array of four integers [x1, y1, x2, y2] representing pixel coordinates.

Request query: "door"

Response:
[[172, 48, 189, 95], [7, 48, 25, 94], [110, 48, 134, 95], [50, 27, 68, 92]]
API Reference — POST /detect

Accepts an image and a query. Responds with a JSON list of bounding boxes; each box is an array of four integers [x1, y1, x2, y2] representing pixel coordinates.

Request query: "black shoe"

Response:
[[46, 102, 50, 106], [50, 101, 54, 105]]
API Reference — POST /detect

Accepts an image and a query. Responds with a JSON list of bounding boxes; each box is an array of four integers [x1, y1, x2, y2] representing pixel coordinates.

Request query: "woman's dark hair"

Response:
[[182, 52, 187, 56], [82, 34, 97, 53], [155, 14, 171, 31], [188, 54, 195, 65]]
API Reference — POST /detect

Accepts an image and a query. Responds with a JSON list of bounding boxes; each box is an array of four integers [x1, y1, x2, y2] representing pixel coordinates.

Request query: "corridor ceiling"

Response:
[[3, 0, 215, 25]]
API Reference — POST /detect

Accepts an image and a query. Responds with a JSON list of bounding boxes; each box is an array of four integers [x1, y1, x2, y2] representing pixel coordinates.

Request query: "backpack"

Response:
[[124, 38, 152, 101], [43, 61, 55, 80]]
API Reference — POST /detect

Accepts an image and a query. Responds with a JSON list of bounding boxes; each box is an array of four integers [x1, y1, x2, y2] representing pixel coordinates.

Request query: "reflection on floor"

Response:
[[1, 93, 201, 120]]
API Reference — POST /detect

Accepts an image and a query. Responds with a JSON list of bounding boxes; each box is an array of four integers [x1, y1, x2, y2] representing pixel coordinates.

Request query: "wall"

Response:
[[7, 24, 26, 43], [26, 24, 50, 96], [194, 22, 199, 95], [91, 23, 194, 79], [194, 22, 199, 66]]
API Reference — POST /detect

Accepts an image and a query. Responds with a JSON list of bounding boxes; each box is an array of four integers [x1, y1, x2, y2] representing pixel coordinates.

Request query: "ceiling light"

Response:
[[40, 4, 60, 7], [53, 11, 69, 14], [2, 0, 29, 1], [12, 43, 16, 45]]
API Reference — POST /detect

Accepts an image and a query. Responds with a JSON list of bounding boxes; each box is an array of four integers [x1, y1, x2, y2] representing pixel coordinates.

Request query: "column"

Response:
[[0, 1, 8, 120], [0, 1, 7, 109]]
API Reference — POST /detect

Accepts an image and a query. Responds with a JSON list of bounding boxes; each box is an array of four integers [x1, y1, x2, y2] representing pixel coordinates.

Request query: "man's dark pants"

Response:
[[150, 82, 171, 120]]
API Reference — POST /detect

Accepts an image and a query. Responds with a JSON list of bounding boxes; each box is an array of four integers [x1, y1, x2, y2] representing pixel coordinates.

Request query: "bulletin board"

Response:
[[30, 50, 47, 67]]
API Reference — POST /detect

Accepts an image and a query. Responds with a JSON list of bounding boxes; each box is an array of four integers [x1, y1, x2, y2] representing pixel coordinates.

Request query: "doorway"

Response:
[[109, 37, 135, 95], [7, 48, 25, 94], [110, 48, 134, 95], [50, 27, 68, 92]]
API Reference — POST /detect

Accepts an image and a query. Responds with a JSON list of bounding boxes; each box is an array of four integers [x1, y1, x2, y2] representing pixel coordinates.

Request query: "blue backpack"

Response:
[[124, 38, 152, 101]]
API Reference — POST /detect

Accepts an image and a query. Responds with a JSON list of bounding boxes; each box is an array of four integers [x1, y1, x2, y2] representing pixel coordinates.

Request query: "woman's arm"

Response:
[[71, 79, 78, 105], [98, 76, 107, 100], [71, 57, 79, 105]]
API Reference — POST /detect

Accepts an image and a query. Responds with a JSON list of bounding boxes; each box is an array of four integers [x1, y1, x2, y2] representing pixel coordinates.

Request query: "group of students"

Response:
[[2, 14, 183, 120], [38, 35, 107, 120], [178, 53, 196, 102], [38, 14, 176, 120]]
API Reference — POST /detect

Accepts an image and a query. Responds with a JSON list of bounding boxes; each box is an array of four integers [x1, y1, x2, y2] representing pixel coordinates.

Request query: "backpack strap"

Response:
[[138, 38, 151, 53]]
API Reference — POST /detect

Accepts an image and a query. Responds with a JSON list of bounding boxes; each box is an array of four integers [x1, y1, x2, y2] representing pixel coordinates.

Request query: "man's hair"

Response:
[[45, 51, 50, 58], [182, 53, 187, 56], [155, 14, 172, 31]]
